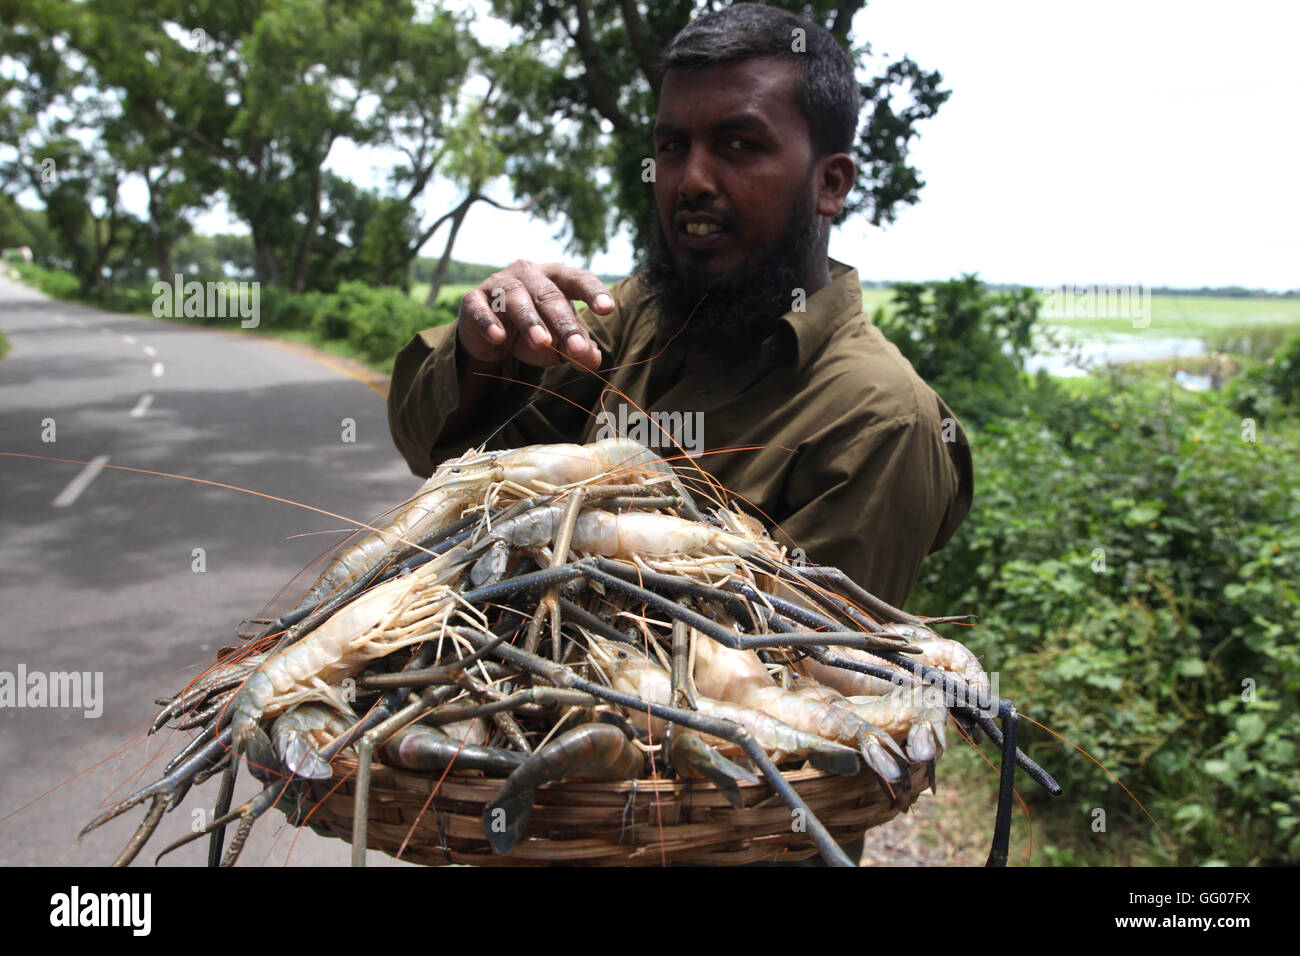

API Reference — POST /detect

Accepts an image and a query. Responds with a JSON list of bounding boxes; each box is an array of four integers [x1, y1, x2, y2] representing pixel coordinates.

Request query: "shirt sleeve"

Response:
[[775, 404, 973, 609]]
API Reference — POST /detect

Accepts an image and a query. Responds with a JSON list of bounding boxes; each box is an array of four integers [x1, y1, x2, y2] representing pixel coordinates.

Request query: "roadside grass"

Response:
[[267, 329, 399, 377], [0, 327, 10, 360]]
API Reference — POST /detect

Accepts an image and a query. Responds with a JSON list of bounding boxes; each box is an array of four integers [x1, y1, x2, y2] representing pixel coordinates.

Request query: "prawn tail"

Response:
[[906, 720, 943, 766], [277, 733, 332, 780], [481, 723, 642, 854], [482, 784, 538, 856]]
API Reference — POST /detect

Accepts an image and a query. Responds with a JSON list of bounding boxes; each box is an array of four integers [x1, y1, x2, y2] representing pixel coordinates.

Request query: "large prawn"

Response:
[[259, 437, 692, 638]]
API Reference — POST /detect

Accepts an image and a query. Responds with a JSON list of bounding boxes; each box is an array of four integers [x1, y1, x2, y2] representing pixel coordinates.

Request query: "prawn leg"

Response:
[[524, 487, 584, 659], [986, 704, 1019, 868], [150, 664, 255, 733], [969, 711, 1061, 795], [109, 796, 166, 868], [80, 726, 234, 844], [351, 683, 464, 866], [206, 761, 238, 868]]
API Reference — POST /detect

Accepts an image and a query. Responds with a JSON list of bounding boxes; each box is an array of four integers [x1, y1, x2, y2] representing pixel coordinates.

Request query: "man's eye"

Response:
[[727, 137, 755, 150], [658, 140, 685, 153]]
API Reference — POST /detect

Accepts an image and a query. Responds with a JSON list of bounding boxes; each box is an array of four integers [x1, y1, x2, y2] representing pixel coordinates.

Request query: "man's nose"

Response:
[[677, 144, 718, 201]]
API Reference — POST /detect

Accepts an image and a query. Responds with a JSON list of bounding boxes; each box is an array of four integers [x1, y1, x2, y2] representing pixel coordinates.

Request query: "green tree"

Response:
[[0, 2, 143, 291], [50, 0, 478, 291]]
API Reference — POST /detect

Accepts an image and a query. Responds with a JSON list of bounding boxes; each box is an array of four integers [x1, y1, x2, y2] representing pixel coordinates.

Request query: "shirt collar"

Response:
[[778, 259, 862, 376]]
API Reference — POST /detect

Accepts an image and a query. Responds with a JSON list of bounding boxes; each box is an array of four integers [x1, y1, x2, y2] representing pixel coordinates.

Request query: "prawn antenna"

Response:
[[481, 391, 539, 449]]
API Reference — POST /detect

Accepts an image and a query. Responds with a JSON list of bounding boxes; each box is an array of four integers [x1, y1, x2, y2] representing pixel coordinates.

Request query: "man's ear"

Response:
[[815, 153, 856, 218]]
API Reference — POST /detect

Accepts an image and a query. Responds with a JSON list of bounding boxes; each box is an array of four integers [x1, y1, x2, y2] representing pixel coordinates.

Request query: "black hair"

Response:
[[660, 3, 861, 157]]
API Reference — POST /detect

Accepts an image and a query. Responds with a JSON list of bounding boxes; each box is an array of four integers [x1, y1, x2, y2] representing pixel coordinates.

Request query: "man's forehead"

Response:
[[656, 57, 804, 131]]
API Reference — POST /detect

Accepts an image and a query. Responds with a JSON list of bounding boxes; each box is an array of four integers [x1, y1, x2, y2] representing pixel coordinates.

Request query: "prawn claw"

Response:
[[670, 732, 759, 809], [856, 726, 908, 784]]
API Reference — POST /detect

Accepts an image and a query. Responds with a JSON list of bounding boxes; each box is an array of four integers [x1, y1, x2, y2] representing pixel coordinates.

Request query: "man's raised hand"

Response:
[[457, 261, 611, 371]]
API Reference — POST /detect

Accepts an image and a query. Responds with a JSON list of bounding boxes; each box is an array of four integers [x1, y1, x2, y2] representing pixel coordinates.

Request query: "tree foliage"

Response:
[[3, 1, 950, 289]]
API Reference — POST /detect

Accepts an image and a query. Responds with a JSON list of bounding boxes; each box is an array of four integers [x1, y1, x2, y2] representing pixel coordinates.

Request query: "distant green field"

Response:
[[409, 282, 475, 308], [1040, 292, 1300, 336], [865, 287, 1300, 360], [1036, 293, 1300, 360]]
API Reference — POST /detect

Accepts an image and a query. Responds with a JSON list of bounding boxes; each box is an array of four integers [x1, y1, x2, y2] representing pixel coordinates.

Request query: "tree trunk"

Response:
[[146, 170, 174, 279], [425, 198, 473, 308], [250, 219, 283, 288], [290, 168, 324, 294], [151, 229, 173, 281]]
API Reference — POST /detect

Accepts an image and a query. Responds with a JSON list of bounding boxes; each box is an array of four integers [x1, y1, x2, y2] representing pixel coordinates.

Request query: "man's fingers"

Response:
[[530, 280, 597, 361], [543, 263, 615, 315], [459, 261, 609, 371], [481, 277, 554, 351], [533, 264, 610, 367], [460, 288, 508, 347]]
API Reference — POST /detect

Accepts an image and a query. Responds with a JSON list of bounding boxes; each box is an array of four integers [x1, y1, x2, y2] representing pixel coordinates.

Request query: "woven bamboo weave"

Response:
[[299, 758, 933, 866]]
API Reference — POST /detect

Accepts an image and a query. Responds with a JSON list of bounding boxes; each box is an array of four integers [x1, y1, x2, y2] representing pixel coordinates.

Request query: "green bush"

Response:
[[11, 262, 455, 368], [14, 262, 82, 300], [1230, 330, 1300, 424], [876, 274, 1039, 428], [912, 384, 1300, 864], [312, 281, 453, 365]]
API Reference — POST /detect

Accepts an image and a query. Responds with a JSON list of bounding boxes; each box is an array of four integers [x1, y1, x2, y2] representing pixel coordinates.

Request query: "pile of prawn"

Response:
[[81, 438, 1059, 867]]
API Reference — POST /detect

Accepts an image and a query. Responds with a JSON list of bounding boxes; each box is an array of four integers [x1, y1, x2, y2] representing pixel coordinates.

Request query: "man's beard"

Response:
[[644, 191, 822, 350]]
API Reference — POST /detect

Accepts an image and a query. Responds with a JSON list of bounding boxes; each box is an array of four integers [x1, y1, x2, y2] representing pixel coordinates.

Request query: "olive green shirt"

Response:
[[388, 260, 973, 608]]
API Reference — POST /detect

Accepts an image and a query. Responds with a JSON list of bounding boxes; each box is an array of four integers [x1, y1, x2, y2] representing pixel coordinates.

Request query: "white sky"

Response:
[[183, 0, 1298, 290]]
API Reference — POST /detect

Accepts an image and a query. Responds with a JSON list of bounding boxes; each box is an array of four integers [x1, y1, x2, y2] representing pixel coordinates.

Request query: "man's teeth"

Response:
[[684, 222, 722, 236]]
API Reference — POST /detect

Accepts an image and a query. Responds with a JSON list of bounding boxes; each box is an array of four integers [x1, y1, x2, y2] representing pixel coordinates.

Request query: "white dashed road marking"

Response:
[[130, 394, 153, 418], [143, 345, 157, 357], [122, 335, 136, 345], [52, 455, 111, 508], [151, 362, 164, 378]]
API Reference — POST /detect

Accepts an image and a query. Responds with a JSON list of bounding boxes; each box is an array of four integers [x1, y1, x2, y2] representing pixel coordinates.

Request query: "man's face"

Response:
[[647, 57, 825, 344]]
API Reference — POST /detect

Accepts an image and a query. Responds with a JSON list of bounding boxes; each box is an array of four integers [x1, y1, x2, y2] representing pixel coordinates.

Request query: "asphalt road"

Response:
[[0, 272, 425, 866]]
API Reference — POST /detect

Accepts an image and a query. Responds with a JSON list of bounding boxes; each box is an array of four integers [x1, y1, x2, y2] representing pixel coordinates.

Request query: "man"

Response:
[[389, 4, 972, 609]]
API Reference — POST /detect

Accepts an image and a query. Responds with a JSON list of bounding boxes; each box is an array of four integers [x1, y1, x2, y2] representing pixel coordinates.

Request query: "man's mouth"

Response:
[[683, 221, 724, 236], [676, 215, 733, 250]]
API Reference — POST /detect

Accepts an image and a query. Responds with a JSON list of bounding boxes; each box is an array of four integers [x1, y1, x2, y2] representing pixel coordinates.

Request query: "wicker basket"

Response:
[[298, 756, 933, 866]]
